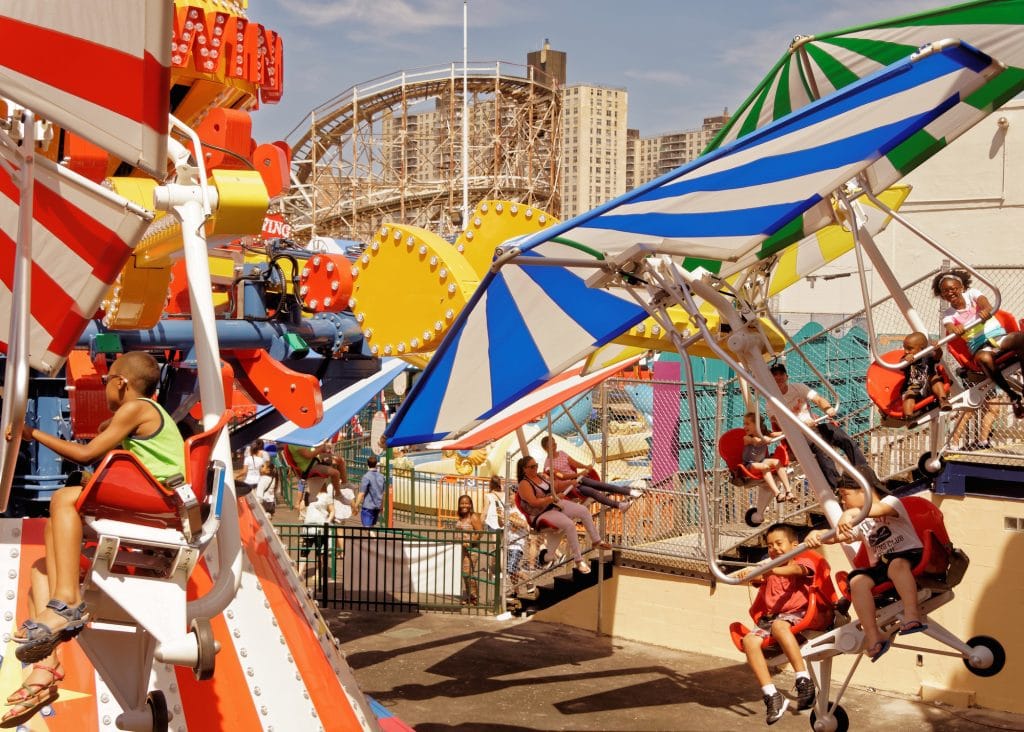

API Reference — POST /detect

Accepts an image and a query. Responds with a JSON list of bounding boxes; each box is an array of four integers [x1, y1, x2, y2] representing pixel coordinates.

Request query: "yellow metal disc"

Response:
[[350, 224, 479, 357], [455, 200, 559, 279]]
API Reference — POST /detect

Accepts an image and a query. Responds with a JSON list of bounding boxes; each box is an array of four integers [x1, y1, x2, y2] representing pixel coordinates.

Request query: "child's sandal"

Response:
[[13, 600, 90, 664]]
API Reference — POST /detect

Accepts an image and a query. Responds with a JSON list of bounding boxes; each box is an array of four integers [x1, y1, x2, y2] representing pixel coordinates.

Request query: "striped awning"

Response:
[[262, 358, 409, 448], [0, 154, 152, 374], [707, 0, 1024, 173], [433, 357, 641, 450], [0, 0, 171, 177], [386, 42, 1002, 446]]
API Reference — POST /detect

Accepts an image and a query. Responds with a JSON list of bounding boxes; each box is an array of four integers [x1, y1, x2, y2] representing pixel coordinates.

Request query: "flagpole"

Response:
[[462, 0, 470, 229]]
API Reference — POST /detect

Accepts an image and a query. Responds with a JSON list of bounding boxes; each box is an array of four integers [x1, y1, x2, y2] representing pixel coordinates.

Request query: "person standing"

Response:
[[353, 454, 387, 527]]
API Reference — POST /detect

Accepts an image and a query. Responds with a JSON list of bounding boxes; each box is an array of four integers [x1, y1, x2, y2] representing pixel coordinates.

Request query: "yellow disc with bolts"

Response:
[[455, 200, 559, 279], [350, 224, 479, 357]]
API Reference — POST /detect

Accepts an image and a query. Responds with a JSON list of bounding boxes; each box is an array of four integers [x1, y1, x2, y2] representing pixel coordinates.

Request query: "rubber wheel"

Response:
[[917, 452, 945, 478], [963, 635, 1006, 677], [744, 507, 764, 528], [191, 617, 217, 680], [809, 702, 849, 732], [147, 690, 169, 732]]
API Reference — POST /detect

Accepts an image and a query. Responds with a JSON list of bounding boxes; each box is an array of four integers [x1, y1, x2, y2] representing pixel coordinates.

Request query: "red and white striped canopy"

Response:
[[0, 154, 151, 374], [0, 0, 171, 177]]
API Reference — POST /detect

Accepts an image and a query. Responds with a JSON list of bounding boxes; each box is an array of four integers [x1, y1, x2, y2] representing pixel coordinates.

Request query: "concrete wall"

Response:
[[777, 99, 1024, 319], [538, 493, 1024, 714]]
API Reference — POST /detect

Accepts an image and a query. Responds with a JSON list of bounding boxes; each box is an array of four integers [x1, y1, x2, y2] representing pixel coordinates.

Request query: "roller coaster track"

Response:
[[283, 61, 561, 243]]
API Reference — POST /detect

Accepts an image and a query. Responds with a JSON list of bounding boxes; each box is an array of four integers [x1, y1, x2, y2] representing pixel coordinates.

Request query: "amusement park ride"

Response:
[[0, 0, 1022, 731]]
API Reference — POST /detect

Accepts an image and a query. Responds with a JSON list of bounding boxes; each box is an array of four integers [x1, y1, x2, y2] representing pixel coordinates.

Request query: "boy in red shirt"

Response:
[[734, 524, 827, 725]]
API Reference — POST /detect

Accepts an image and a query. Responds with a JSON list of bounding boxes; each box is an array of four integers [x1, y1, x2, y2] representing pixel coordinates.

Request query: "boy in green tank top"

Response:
[[9, 352, 185, 709]]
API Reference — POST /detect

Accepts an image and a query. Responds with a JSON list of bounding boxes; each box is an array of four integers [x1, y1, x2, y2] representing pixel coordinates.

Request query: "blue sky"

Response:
[[250, 0, 941, 144]]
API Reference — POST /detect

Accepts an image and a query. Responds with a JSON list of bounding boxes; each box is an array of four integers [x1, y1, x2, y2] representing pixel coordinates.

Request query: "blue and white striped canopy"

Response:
[[386, 41, 1001, 446]]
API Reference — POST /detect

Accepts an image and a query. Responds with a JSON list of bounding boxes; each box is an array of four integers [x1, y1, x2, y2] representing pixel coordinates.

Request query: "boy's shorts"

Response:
[[847, 548, 924, 585], [751, 612, 805, 638]]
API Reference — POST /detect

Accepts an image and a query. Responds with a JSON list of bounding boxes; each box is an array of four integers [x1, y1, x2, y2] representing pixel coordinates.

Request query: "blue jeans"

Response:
[[360, 507, 381, 527]]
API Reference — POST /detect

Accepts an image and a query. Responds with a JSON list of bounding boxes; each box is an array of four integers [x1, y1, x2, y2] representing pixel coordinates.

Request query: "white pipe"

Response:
[[0, 109, 35, 511], [461, 0, 470, 228], [155, 137, 242, 620]]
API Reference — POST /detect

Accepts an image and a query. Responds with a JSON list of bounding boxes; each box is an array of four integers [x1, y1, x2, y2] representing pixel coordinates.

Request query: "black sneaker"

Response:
[[794, 677, 815, 710], [764, 691, 789, 725]]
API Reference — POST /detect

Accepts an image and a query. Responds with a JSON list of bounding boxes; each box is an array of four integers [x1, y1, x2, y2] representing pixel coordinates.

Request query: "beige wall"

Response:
[[777, 98, 1024, 317], [538, 493, 1024, 714]]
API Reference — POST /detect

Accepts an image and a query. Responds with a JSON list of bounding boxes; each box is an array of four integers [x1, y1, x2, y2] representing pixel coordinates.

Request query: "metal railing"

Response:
[[275, 523, 502, 614]]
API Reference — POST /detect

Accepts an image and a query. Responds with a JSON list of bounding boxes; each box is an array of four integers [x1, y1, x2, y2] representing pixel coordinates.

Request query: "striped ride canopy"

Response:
[[386, 42, 1002, 446], [0, 0, 171, 177], [0, 154, 151, 374], [708, 0, 1024, 180]]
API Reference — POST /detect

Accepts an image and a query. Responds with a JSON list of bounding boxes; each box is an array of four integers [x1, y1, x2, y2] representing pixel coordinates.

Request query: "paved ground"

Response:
[[328, 611, 1024, 732]]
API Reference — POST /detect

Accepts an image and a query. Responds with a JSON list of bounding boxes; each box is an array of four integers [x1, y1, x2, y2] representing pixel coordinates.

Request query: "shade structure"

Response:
[[0, 0, 171, 177], [707, 0, 1024, 177], [0, 155, 151, 374], [434, 357, 642, 450], [263, 357, 408, 447], [386, 42, 1002, 446], [766, 183, 912, 296]]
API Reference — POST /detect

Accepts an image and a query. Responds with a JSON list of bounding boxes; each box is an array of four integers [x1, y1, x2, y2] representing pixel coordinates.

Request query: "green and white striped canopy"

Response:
[[709, 0, 1024, 154]]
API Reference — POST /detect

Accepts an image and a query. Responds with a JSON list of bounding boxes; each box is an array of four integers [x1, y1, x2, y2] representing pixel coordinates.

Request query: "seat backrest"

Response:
[[866, 349, 911, 417], [184, 411, 233, 503], [947, 309, 1019, 370], [717, 428, 745, 468], [803, 549, 839, 609], [901, 496, 952, 576], [866, 348, 950, 418]]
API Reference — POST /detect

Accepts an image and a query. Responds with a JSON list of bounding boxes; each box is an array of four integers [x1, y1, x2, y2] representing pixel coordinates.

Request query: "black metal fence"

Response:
[[276, 523, 502, 614]]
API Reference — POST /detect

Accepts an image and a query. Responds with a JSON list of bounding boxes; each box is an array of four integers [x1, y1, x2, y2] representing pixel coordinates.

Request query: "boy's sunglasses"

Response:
[[101, 374, 126, 386]]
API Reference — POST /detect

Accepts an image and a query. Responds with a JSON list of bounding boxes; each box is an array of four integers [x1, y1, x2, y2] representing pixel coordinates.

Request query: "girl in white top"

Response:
[[933, 269, 1024, 418]]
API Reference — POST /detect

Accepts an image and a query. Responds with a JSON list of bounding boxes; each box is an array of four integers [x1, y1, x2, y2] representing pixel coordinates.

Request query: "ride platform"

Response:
[[0, 500, 383, 731]]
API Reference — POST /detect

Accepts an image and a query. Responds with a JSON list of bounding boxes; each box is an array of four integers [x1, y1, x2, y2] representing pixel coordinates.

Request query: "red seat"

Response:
[[834, 496, 959, 600], [75, 410, 232, 533], [946, 310, 1019, 373], [717, 427, 789, 484], [866, 349, 950, 419], [728, 550, 838, 652]]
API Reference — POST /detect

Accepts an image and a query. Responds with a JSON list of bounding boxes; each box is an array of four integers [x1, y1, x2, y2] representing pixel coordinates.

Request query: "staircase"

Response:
[[508, 555, 614, 616]]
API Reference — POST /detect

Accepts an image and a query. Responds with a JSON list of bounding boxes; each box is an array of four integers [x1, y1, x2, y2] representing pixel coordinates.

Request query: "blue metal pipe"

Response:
[[77, 313, 361, 354]]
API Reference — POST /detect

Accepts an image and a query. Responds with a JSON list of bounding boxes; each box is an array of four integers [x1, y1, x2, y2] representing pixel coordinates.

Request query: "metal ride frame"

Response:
[[489, 193, 1007, 731], [283, 61, 562, 243], [0, 109, 242, 730]]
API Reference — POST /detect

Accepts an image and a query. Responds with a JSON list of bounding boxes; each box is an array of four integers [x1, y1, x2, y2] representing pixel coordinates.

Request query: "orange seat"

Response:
[[729, 550, 838, 652], [75, 411, 232, 534], [866, 349, 950, 419], [718, 427, 789, 484], [834, 496, 962, 601], [946, 310, 1019, 373]]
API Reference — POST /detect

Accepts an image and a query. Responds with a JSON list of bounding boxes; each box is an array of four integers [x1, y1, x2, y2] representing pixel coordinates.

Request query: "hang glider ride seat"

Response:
[[866, 349, 951, 424], [729, 549, 838, 655], [718, 428, 790, 485], [946, 310, 1020, 377], [834, 496, 967, 604]]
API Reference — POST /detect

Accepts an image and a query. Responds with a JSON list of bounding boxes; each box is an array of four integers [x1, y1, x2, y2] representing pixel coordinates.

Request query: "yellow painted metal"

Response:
[[351, 224, 479, 357], [455, 200, 559, 278], [585, 306, 787, 370], [208, 170, 270, 237]]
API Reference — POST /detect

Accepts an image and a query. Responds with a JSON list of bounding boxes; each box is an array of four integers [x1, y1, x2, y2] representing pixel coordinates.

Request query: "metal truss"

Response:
[[282, 62, 562, 243]]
